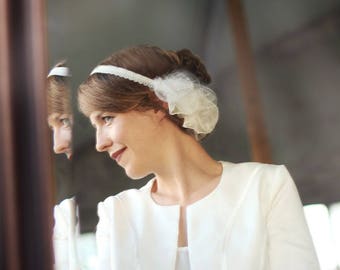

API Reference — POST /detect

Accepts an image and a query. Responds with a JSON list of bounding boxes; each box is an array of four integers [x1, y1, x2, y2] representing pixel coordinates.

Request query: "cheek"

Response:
[[112, 116, 160, 151], [110, 121, 140, 146], [60, 128, 72, 144], [108, 125, 125, 142]]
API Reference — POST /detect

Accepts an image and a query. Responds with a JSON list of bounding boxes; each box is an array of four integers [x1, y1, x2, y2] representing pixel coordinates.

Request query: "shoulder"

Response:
[[221, 160, 284, 172], [98, 179, 154, 217], [220, 161, 293, 197], [219, 161, 298, 217], [221, 160, 290, 180]]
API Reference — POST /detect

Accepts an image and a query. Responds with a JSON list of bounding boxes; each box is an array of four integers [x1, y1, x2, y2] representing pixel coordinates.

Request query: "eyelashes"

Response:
[[101, 115, 115, 125], [90, 112, 117, 128], [48, 114, 73, 130], [60, 117, 72, 128]]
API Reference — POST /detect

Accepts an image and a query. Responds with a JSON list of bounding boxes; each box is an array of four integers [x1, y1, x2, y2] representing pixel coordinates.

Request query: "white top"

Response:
[[96, 161, 320, 270], [175, 247, 190, 270], [53, 198, 80, 270]]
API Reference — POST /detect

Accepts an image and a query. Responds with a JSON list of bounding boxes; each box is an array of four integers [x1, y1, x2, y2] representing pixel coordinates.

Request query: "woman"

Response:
[[47, 62, 80, 270], [78, 45, 319, 270], [47, 60, 73, 159]]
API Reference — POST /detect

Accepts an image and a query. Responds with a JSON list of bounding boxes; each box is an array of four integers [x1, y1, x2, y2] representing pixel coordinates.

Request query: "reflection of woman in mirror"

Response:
[[47, 61, 73, 159], [78, 46, 319, 269], [47, 62, 79, 269]]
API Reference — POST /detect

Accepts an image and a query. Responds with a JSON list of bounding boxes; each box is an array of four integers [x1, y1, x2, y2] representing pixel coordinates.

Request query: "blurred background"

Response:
[[47, 0, 340, 269]]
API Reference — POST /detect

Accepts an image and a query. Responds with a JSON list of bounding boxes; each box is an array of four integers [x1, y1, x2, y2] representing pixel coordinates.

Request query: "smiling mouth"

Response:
[[110, 147, 127, 161]]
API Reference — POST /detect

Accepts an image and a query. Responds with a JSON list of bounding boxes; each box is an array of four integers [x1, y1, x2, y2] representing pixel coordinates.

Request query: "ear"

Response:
[[154, 108, 167, 122], [150, 101, 168, 121], [158, 101, 169, 121], [144, 108, 166, 123]]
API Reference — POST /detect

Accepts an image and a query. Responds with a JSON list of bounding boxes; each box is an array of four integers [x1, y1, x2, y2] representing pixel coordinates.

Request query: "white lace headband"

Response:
[[47, 67, 71, 78], [90, 65, 219, 139]]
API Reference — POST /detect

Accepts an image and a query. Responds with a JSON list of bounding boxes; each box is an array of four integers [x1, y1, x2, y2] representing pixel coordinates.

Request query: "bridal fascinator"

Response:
[[90, 65, 219, 139]]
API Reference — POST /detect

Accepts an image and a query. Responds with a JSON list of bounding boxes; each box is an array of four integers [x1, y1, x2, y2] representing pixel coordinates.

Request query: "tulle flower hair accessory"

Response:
[[90, 65, 219, 139], [47, 67, 71, 78]]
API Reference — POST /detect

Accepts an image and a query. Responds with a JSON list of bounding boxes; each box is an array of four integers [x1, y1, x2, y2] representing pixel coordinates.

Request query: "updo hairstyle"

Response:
[[78, 45, 211, 137]]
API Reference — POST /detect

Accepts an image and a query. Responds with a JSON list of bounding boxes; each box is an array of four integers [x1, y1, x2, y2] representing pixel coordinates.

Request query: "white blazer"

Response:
[[96, 162, 320, 270]]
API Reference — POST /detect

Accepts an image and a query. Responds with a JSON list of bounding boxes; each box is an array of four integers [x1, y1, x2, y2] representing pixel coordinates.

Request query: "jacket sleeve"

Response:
[[53, 197, 79, 270], [266, 165, 320, 270], [96, 196, 137, 270], [96, 199, 111, 270]]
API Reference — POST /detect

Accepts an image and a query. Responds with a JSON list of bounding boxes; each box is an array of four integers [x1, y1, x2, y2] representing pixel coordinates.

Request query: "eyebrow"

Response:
[[47, 114, 60, 124], [90, 112, 102, 127], [90, 121, 96, 128]]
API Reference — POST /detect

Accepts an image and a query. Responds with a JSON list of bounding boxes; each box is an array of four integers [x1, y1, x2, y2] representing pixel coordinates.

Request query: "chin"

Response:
[[125, 170, 148, 180], [123, 165, 149, 180]]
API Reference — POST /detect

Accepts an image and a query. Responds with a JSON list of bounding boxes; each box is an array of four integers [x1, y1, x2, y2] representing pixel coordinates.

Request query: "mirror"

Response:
[[46, 62, 73, 202]]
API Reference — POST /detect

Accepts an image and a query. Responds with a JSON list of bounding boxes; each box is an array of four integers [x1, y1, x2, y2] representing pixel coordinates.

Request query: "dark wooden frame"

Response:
[[0, 0, 54, 269]]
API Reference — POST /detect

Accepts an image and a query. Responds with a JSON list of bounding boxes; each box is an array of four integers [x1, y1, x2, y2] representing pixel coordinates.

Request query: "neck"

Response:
[[151, 130, 222, 206]]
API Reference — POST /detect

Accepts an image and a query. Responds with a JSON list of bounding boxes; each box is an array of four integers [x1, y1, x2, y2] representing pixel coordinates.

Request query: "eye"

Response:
[[60, 118, 72, 128], [102, 116, 114, 125]]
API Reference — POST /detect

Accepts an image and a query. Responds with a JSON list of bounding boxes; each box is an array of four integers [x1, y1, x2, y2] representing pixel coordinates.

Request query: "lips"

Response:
[[110, 147, 127, 162]]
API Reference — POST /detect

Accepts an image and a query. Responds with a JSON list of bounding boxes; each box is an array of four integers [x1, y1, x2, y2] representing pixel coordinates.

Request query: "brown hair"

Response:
[[78, 45, 211, 135], [47, 60, 72, 115]]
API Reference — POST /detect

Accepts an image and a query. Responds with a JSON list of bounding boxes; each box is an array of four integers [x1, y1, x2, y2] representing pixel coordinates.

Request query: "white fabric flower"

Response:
[[153, 71, 218, 138]]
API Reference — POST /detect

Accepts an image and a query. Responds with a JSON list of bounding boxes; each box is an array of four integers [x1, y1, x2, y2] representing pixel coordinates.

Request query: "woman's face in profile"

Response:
[[89, 109, 165, 179], [48, 113, 73, 159]]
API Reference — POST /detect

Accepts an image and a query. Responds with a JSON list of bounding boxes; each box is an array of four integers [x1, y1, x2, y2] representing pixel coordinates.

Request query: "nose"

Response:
[[53, 128, 71, 154], [96, 128, 112, 152]]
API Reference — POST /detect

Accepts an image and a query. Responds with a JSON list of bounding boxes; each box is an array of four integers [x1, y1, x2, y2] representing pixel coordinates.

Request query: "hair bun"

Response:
[[176, 49, 211, 84]]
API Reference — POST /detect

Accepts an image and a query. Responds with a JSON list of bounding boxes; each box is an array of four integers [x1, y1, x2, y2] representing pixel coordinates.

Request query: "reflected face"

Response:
[[48, 113, 73, 159], [89, 110, 164, 179]]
